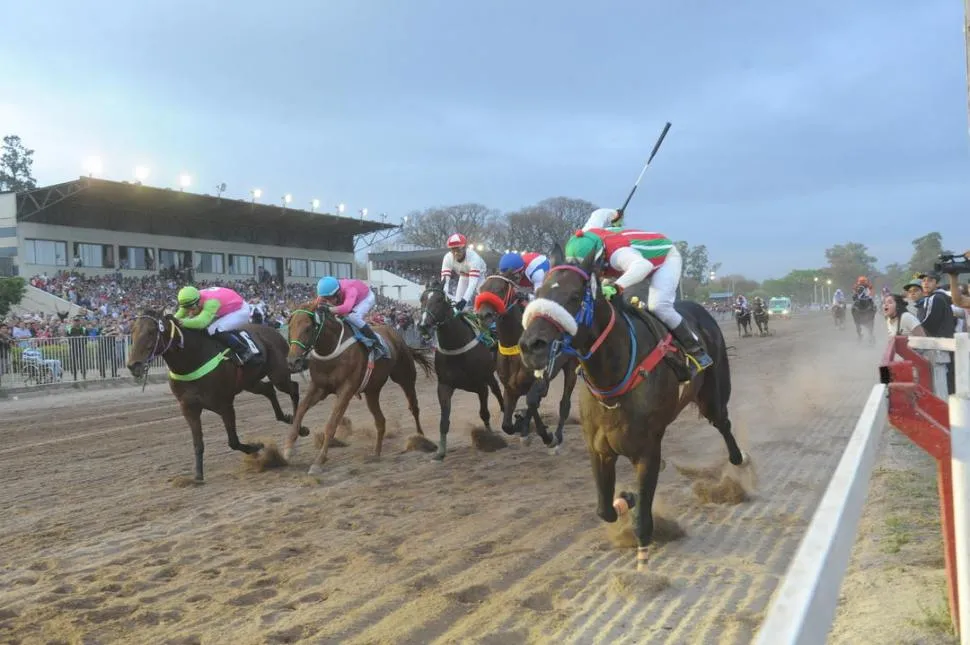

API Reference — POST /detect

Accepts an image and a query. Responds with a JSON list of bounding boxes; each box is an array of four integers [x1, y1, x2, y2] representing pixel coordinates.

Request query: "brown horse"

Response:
[[126, 311, 308, 483], [517, 246, 749, 571], [416, 280, 505, 461], [283, 302, 433, 474], [474, 272, 578, 450]]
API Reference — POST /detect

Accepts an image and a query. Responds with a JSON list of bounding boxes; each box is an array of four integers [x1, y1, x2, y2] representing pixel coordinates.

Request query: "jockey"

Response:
[[854, 276, 873, 301], [582, 207, 624, 231], [314, 276, 386, 359], [563, 228, 714, 375], [175, 285, 257, 364], [441, 233, 487, 312], [833, 288, 845, 305], [497, 251, 550, 294], [751, 295, 764, 309], [735, 294, 749, 313]]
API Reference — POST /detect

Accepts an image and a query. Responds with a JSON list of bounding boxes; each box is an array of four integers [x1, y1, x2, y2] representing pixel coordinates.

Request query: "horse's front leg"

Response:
[[500, 384, 520, 436], [524, 378, 552, 446], [590, 450, 619, 523], [434, 382, 455, 461], [282, 380, 325, 461], [180, 401, 205, 483], [632, 445, 665, 572], [308, 386, 355, 475]]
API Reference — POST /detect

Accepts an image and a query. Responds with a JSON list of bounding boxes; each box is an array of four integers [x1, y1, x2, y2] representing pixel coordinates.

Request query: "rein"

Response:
[[477, 274, 529, 356], [419, 287, 480, 356], [535, 264, 675, 405], [288, 308, 357, 361]]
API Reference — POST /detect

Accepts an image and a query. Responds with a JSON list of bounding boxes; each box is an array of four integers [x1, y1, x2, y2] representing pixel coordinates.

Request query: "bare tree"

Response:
[[401, 203, 499, 249], [491, 197, 598, 253]]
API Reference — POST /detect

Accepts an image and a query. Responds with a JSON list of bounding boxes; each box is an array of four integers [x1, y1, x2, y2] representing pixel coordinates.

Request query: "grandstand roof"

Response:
[[370, 248, 504, 265], [12, 177, 397, 237]]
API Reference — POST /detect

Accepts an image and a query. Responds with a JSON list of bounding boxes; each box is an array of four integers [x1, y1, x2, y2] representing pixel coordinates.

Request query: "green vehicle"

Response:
[[768, 297, 792, 319]]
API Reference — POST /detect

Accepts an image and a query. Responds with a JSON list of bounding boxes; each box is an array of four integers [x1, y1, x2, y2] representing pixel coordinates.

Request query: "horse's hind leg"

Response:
[[180, 402, 205, 482], [276, 379, 309, 435], [488, 374, 505, 414], [398, 377, 425, 436], [247, 380, 288, 423], [363, 389, 387, 458], [219, 405, 264, 456]]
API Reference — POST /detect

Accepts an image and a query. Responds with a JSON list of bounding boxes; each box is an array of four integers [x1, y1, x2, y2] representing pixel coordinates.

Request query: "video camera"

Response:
[[934, 251, 970, 276]]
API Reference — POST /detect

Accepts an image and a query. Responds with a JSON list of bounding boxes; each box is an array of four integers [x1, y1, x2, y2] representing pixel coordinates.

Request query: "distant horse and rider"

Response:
[[832, 288, 847, 330], [734, 295, 752, 338], [751, 296, 770, 336], [850, 277, 876, 344]]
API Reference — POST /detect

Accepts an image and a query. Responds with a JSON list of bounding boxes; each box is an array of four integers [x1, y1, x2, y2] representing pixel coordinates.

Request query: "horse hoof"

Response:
[[548, 445, 561, 456], [281, 414, 293, 423], [431, 452, 445, 462], [307, 464, 324, 476], [282, 448, 293, 462], [613, 496, 631, 515], [519, 434, 532, 447], [298, 426, 310, 437], [253, 443, 265, 452]]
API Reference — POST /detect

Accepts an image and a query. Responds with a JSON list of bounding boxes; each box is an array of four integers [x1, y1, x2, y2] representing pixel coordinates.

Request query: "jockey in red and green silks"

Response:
[[564, 227, 714, 375]]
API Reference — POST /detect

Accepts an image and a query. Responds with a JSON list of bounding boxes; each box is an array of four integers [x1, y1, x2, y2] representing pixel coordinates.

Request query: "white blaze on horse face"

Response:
[[421, 310, 430, 327]]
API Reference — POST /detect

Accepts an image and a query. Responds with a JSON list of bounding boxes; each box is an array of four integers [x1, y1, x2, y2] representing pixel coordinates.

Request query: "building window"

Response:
[[74, 242, 114, 268], [24, 239, 67, 266], [228, 254, 254, 276], [159, 249, 192, 271], [287, 259, 308, 278], [119, 246, 154, 270], [310, 260, 331, 278], [334, 262, 353, 279], [196, 252, 224, 274]]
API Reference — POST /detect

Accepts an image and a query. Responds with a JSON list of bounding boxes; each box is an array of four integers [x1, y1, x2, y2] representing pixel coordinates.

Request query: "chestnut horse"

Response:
[[417, 280, 504, 461], [517, 246, 749, 571], [474, 272, 578, 449], [127, 310, 308, 482], [283, 302, 433, 474]]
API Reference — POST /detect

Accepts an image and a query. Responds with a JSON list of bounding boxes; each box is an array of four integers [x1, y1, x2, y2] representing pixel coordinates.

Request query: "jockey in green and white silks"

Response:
[[563, 227, 714, 375]]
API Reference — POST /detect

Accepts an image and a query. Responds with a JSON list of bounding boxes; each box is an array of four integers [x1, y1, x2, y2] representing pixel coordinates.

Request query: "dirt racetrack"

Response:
[[0, 313, 887, 645]]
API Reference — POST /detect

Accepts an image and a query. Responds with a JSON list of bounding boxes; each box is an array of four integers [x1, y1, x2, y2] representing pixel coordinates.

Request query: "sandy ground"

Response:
[[0, 313, 945, 644]]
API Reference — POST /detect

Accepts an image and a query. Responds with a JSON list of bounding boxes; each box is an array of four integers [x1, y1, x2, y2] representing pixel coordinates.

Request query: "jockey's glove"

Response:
[[602, 283, 621, 300], [453, 299, 467, 312]]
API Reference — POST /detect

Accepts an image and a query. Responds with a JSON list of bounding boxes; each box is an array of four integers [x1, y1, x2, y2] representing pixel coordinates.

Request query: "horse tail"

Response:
[[408, 345, 434, 378]]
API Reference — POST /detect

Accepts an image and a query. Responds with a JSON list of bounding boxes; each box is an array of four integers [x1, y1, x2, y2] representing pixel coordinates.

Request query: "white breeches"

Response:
[[206, 303, 253, 335], [646, 245, 683, 329], [345, 291, 376, 328]]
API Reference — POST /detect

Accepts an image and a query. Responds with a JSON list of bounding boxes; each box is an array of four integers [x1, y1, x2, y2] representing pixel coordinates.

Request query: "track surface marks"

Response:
[[0, 314, 881, 644]]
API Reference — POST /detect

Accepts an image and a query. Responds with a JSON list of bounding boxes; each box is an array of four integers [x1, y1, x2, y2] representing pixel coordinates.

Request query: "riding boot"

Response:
[[216, 331, 251, 365], [358, 323, 386, 359], [670, 321, 714, 376]]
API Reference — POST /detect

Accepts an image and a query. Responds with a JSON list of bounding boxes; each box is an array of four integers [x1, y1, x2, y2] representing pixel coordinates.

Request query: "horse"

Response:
[[734, 305, 752, 338], [126, 310, 308, 483], [417, 280, 505, 461], [832, 302, 846, 329], [283, 301, 433, 474], [851, 294, 876, 344], [474, 272, 578, 450], [517, 245, 749, 571], [752, 300, 770, 336]]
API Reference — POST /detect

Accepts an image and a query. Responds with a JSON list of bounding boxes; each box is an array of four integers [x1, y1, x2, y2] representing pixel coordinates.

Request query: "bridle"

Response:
[[476, 274, 527, 317], [133, 314, 184, 364], [287, 308, 325, 360], [418, 286, 456, 334]]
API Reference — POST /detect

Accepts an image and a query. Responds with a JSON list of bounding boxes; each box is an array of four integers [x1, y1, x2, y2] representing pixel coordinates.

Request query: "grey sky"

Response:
[[1, 0, 967, 278]]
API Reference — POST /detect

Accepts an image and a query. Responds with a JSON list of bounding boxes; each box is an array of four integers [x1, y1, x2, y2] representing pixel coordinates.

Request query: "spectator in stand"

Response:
[[917, 270, 956, 394], [884, 294, 925, 337], [902, 278, 923, 315]]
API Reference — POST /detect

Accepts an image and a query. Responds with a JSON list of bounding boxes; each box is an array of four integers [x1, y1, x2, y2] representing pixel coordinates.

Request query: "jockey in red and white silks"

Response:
[[440, 233, 487, 312]]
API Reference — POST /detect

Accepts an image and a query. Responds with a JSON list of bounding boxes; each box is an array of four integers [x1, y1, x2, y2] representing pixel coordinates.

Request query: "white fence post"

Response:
[[952, 333, 970, 644], [754, 385, 888, 645]]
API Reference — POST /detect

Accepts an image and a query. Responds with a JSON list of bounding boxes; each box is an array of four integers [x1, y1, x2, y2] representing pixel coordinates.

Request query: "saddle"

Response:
[[617, 299, 693, 382], [345, 321, 392, 361], [457, 311, 497, 349]]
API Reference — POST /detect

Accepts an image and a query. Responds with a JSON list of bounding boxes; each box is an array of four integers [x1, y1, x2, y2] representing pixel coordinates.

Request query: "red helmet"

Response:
[[446, 233, 467, 249], [856, 276, 870, 286]]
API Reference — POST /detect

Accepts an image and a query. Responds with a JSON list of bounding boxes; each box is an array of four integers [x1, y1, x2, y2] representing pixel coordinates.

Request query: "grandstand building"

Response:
[[0, 177, 396, 283]]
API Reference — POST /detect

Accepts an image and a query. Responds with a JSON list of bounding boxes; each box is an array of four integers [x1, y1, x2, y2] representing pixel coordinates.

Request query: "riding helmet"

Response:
[[498, 252, 525, 273], [177, 285, 201, 307], [317, 276, 340, 297], [564, 230, 605, 262]]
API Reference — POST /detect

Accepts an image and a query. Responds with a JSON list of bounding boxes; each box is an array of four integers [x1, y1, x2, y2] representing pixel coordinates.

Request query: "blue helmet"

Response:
[[498, 252, 525, 273], [317, 276, 340, 297]]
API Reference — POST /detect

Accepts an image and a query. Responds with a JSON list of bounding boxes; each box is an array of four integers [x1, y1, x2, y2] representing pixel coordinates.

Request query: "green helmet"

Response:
[[177, 285, 201, 307], [564, 231, 605, 262]]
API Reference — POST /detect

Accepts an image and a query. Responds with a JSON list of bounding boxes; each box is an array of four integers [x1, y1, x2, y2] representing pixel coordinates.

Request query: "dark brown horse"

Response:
[[752, 300, 770, 336], [126, 311, 308, 483], [417, 281, 504, 461], [517, 246, 749, 571], [474, 272, 578, 450], [283, 302, 433, 474]]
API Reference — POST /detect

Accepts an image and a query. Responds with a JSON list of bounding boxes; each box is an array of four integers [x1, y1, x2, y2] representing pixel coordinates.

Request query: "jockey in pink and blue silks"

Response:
[[314, 276, 387, 358], [175, 285, 258, 364]]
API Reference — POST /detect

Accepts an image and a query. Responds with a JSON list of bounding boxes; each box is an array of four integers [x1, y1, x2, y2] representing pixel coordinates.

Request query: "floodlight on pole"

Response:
[[359, 207, 368, 219], [337, 203, 346, 214], [134, 166, 150, 183], [283, 194, 293, 207], [178, 173, 192, 191], [84, 156, 103, 177], [476, 244, 484, 251], [251, 188, 262, 203], [311, 198, 320, 212]]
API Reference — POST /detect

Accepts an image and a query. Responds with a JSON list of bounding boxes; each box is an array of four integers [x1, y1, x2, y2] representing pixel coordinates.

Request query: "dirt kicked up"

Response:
[[0, 314, 920, 644]]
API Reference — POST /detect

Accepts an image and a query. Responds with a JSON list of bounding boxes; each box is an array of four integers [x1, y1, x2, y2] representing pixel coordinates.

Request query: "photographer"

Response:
[[930, 255, 968, 394]]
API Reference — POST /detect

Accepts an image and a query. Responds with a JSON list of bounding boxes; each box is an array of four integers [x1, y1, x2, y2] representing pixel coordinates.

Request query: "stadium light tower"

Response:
[[359, 207, 368, 219], [250, 188, 262, 203], [336, 203, 346, 215], [134, 166, 150, 183], [476, 244, 484, 251], [84, 156, 103, 177], [178, 173, 192, 191], [282, 193, 293, 208], [311, 198, 320, 212]]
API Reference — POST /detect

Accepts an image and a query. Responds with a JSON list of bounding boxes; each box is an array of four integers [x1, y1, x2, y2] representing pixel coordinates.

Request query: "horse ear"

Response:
[[549, 243, 565, 267]]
